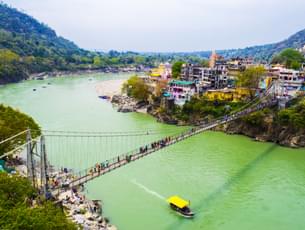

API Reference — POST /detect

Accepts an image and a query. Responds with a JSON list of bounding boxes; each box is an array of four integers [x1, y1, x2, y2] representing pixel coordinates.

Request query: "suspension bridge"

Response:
[[0, 84, 283, 197]]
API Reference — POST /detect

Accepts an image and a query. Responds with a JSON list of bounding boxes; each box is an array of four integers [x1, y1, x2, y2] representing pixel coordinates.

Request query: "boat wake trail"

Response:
[[131, 179, 166, 201]]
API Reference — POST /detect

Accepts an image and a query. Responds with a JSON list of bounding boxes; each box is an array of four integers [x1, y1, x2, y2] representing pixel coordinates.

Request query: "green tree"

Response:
[[93, 56, 102, 67], [0, 173, 77, 230], [0, 105, 41, 155], [201, 59, 209, 67], [237, 66, 266, 90], [122, 75, 150, 101], [171, 61, 185, 79], [271, 48, 305, 70]]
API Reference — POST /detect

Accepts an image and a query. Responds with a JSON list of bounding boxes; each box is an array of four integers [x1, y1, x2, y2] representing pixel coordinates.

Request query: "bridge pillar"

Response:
[[26, 129, 35, 187], [40, 135, 48, 196]]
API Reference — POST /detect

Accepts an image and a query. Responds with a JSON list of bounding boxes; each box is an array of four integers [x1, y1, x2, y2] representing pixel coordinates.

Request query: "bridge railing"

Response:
[[55, 98, 279, 190]]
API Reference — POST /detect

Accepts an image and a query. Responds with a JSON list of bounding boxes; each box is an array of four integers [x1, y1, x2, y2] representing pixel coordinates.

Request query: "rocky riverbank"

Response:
[[111, 95, 148, 113], [144, 99, 305, 148], [213, 119, 305, 148], [98, 77, 305, 148], [53, 170, 117, 230], [11, 155, 117, 230]]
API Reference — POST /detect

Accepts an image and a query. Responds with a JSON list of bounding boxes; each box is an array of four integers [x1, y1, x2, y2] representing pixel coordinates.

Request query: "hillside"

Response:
[[188, 29, 305, 60], [0, 3, 97, 84], [217, 29, 305, 60], [0, 2, 304, 84], [0, 3, 175, 84]]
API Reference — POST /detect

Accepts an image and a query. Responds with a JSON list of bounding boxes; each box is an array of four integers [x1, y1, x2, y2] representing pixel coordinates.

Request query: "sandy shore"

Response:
[[95, 79, 126, 97]]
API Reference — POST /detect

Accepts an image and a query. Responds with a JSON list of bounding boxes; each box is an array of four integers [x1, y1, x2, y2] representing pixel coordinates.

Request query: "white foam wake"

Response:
[[131, 179, 166, 201]]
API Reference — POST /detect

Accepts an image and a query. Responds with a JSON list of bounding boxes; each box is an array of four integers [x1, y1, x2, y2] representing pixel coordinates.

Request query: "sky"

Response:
[[3, 0, 305, 52]]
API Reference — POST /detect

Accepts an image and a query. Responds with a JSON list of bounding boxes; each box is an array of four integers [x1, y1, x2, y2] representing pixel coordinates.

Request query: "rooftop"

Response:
[[169, 80, 195, 86]]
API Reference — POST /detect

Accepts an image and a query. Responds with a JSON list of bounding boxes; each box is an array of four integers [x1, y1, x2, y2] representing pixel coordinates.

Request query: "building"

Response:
[[205, 88, 252, 102], [149, 63, 172, 79], [167, 80, 197, 105], [181, 64, 229, 91], [180, 64, 202, 82], [271, 67, 304, 89], [200, 66, 228, 90], [266, 67, 305, 96], [227, 57, 254, 71], [209, 51, 224, 68]]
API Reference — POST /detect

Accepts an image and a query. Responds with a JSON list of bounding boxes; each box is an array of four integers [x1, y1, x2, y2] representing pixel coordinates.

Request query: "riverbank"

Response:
[[1, 73, 305, 230], [29, 68, 142, 81], [10, 154, 117, 230], [95, 78, 149, 113], [108, 79, 305, 148]]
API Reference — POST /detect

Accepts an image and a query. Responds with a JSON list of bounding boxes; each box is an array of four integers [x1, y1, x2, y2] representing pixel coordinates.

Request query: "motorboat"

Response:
[[167, 196, 194, 218], [98, 95, 110, 99]]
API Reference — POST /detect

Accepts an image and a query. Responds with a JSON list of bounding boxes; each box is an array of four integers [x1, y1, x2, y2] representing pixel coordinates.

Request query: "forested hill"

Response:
[[0, 3, 95, 84], [0, 4, 88, 57], [216, 29, 305, 60], [0, 3, 175, 84]]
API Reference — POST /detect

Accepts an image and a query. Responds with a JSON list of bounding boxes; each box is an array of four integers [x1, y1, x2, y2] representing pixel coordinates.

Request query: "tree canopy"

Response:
[[122, 75, 150, 101], [0, 173, 77, 230], [236, 66, 266, 89], [0, 104, 41, 155], [171, 61, 185, 79], [271, 48, 305, 70]]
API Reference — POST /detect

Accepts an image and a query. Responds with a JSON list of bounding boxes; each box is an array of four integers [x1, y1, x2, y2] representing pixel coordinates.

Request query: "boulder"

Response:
[[111, 95, 121, 104], [118, 105, 135, 113]]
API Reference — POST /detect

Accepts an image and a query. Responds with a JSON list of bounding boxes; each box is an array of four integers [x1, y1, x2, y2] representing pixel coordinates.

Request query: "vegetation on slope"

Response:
[[0, 104, 41, 155], [122, 75, 150, 102], [271, 48, 305, 70], [0, 173, 77, 230], [236, 66, 266, 89], [277, 96, 305, 129], [171, 61, 185, 79], [0, 106, 76, 229], [0, 3, 208, 84], [216, 29, 305, 60]]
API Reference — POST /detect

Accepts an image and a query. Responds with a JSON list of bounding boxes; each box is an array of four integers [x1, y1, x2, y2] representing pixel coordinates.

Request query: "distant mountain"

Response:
[[0, 3, 89, 58], [0, 2, 304, 84], [0, 3, 165, 84], [216, 29, 305, 60], [0, 3, 97, 84]]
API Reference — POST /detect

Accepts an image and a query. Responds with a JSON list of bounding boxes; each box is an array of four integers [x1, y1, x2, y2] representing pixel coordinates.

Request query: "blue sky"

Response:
[[3, 0, 305, 52]]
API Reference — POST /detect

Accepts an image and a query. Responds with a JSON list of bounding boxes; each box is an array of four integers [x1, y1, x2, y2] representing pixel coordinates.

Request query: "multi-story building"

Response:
[[200, 66, 228, 89], [180, 64, 202, 82], [166, 80, 197, 106], [181, 64, 228, 91], [266, 67, 304, 96], [278, 68, 304, 90], [227, 57, 254, 71]]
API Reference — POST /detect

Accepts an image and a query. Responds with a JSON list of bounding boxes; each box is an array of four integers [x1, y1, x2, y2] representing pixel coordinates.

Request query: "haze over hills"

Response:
[[185, 29, 305, 60], [216, 28, 305, 60]]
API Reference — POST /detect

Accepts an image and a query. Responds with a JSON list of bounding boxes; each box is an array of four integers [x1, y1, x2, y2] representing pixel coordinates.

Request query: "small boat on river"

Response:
[[167, 196, 194, 218], [98, 95, 110, 99]]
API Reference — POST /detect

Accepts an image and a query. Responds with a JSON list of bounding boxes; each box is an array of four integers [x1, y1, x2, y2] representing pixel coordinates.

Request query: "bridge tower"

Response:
[[40, 135, 49, 196], [26, 129, 36, 187]]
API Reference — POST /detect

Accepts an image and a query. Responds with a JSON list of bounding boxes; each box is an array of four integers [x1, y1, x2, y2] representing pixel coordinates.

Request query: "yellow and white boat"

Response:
[[167, 196, 194, 218]]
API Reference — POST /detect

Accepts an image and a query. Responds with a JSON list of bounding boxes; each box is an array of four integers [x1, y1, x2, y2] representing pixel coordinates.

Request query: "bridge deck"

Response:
[[50, 99, 277, 192]]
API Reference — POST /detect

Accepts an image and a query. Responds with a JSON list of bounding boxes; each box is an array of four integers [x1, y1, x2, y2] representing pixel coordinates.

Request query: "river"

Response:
[[1, 73, 305, 230]]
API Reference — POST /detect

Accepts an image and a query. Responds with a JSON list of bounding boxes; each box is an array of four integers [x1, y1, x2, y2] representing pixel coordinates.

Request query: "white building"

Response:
[[269, 67, 304, 96]]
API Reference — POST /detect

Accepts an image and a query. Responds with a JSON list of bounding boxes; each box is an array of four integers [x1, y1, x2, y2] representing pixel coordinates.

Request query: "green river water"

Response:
[[0, 73, 305, 230]]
